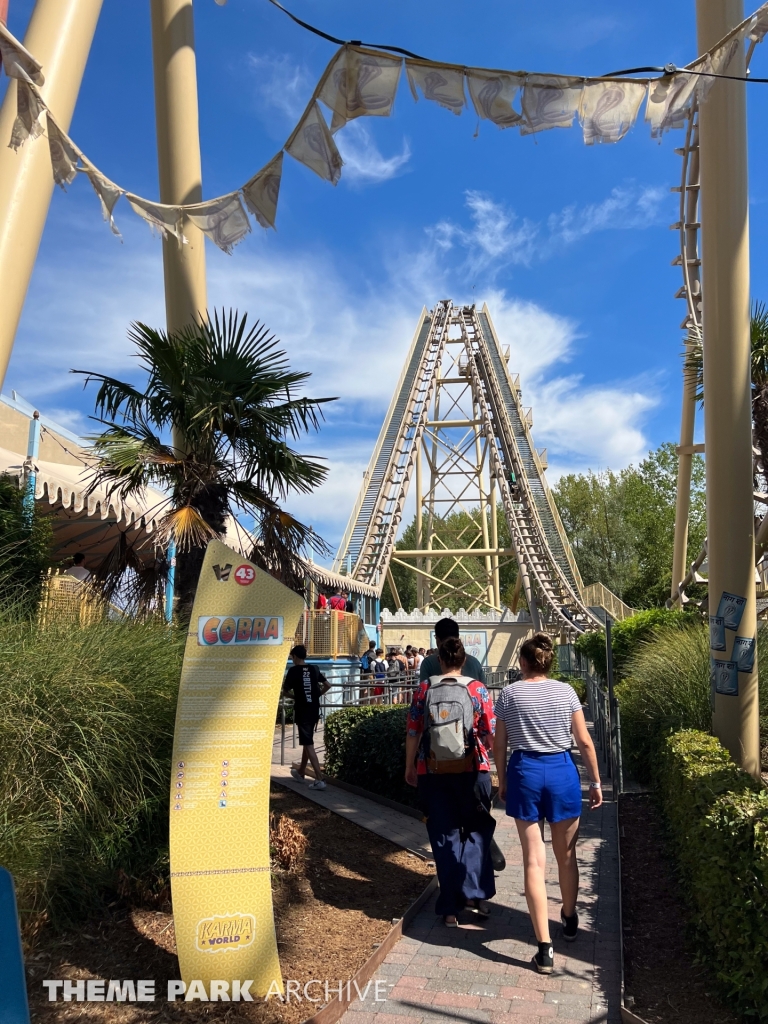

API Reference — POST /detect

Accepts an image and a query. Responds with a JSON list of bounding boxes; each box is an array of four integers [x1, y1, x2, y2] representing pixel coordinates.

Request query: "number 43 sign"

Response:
[[234, 564, 255, 586]]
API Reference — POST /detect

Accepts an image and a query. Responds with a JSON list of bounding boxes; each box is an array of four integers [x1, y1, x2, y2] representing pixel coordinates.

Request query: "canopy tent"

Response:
[[0, 393, 377, 599], [0, 393, 249, 570]]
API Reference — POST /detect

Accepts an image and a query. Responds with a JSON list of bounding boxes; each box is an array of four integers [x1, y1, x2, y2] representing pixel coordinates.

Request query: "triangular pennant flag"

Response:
[[185, 192, 251, 253], [319, 46, 402, 132], [749, 3, 768, 42], [466, 68, 524, 128], [406, 60, 466, 115], [696, 32, 745, 104], [242, 152, 283, 230], [80, 156, 125, 236], [9, 71, 46, 151], [46, 114, 82, 188], [645, 72, 698, 138], [579, 80, 646, 145], [521, 74, 583, 134], [126, 194, 186, 246], [0, 22, 44, 85], [285, 102, 343, 185]]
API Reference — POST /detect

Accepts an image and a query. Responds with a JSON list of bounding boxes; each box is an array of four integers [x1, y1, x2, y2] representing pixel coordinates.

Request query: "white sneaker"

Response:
[[290, 768, 306, 783], [308, 780, 326, 790]]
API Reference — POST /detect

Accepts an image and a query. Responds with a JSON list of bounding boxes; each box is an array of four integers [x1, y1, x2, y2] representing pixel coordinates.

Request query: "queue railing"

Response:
[[292, 609, 367, 659], [277, 665, 510, 766]]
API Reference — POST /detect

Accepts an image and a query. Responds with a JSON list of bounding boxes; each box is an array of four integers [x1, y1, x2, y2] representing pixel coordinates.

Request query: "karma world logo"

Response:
[[195, 913, 255, 953]]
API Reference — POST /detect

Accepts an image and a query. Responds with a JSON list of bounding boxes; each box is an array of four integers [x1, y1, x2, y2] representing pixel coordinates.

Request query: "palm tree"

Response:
[[684, 301, 768, 481], [72, 311, 335, 616]]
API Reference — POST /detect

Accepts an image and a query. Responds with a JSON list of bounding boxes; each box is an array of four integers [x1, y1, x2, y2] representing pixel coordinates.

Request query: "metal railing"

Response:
[[581, 582, 635, 622], [277, 665, 511, 766], [292, 609, 367, 659]]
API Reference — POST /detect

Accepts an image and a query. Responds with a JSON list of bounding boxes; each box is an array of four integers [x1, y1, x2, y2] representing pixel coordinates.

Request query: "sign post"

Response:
[[169, 540, 304, 996]]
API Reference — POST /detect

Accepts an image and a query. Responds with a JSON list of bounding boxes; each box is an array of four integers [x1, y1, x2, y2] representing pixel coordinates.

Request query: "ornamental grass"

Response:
[[0, 608, 184, 932]]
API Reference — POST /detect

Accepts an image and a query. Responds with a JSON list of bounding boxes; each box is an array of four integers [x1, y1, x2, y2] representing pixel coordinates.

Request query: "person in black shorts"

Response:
[[282, 645, 330, 790]]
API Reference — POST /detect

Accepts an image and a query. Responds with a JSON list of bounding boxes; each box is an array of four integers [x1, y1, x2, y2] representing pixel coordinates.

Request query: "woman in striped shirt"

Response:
[[493, 632, 602, 975]]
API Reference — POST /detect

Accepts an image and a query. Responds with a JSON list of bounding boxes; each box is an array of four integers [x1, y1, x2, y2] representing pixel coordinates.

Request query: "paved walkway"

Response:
[[271, 724, 432, 856], [271, 725, 621, 1023]]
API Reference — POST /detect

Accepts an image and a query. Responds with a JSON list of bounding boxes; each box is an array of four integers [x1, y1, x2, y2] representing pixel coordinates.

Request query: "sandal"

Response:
[[443, 915, 458, 928], [465, 900, 490, 918]]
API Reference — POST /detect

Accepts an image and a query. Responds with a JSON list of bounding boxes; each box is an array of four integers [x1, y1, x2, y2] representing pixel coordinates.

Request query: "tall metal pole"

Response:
[[696, 0, 760, 776], [415, 440, 424, 609], [0, 0, 104, 391], [670, 375, 697, 605], [150, 0, 207, 344]]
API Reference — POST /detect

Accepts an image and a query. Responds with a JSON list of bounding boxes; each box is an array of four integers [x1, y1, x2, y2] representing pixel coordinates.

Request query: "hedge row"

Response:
[[324, 706, 418, 809], [574, 607, 697, 680], [658, 730, 768, 1017]]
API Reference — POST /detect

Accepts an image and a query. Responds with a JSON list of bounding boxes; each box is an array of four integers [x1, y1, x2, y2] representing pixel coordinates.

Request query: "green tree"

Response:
[[73, 311, 335, 615], [0, 474, 53, 610], [551, 469, 637, 599], [381, 504, 518, 613], [552, 443, 706, 609]]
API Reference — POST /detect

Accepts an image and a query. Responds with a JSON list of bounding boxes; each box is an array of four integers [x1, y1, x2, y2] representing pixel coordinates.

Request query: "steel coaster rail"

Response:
[[342, 302, 453, 587], [462, 309, 602, 635]]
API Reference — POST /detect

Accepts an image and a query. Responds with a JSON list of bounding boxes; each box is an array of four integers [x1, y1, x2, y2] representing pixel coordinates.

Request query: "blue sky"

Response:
[[4, 0, 768, 554]]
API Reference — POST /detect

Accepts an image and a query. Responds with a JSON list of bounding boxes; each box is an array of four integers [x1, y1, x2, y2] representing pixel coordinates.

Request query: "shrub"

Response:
[[324, 705, 417, 808], [0, 473, 53, 611], [0, 612, 184, 929], [618, 622, 768, 782], [269, 813, 307, 872], [560, 675, 587, 705], [657, 730, 768, 1017], [617, 623, 711, 782], [575, 607, 695, 680]]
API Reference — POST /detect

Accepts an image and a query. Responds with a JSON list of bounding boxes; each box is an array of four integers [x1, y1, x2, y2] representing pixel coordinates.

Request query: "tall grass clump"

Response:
[[619, 620, 768, 782], [0, 610, 184, 931]]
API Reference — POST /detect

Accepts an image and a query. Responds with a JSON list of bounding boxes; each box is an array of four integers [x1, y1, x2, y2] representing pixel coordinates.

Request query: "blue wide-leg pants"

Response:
[[420, 771, 496, 916]]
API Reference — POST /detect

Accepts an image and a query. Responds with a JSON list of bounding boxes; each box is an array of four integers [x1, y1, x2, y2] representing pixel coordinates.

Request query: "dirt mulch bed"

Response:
[[619, 793, 739, 1024], [27, 784, 434, 1023]]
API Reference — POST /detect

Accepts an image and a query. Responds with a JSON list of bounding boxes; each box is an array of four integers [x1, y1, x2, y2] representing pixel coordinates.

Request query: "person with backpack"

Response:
[[372, 648, 387, 704], [404, 636, 496, 927]]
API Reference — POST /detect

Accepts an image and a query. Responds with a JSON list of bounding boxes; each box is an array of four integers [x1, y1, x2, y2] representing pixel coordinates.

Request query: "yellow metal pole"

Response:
[[150, 0, 207, 339], [670, 372, 697, 605], [0, 0, 104, 391], [490, 476, 500, 607], [415, 438, 424, 609], [696, 0, 760, 776]]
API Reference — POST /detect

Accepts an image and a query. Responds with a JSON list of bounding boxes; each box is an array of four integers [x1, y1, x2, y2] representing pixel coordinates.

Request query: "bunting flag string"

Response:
[[1, 4, 768, 245]]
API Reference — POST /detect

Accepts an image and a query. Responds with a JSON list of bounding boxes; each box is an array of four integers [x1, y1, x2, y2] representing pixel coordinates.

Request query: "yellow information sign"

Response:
[[169, 540, 305, 995]]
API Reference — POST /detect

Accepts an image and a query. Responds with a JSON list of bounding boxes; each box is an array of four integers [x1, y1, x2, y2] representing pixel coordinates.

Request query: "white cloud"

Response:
[[530, 376, 658, 476], [430, 191, 538, 272], [335, 121, 411, 185], [246, 53, 313, 121], [8, 186, 660, 548], [547, 185, 667, 245], [435, 184, 669, 273]]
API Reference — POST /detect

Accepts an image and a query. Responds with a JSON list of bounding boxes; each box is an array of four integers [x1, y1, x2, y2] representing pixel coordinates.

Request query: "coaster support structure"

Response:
[[0, 0, 104, 391]]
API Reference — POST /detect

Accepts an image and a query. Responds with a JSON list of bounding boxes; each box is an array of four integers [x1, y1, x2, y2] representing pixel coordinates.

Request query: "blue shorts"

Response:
[[506, 750, 582, 823]]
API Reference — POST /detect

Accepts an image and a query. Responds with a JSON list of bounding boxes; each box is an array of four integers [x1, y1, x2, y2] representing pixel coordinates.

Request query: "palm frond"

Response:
[[156, 505, 220, 552]]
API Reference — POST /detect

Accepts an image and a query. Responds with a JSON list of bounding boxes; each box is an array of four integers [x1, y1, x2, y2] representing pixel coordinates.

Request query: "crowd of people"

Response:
[[357, 641, 436, 703], [284, 615, 603, 976]]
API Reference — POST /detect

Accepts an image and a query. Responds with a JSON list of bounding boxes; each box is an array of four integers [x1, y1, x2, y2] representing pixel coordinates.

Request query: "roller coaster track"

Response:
[[669, 33, 767, 609], [334, 301, 606, 636]]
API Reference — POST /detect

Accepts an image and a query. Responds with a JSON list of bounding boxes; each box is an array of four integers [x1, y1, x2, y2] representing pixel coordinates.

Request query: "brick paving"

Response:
[[272, 723, 622, 1023], [340, 793, 621, 1024]]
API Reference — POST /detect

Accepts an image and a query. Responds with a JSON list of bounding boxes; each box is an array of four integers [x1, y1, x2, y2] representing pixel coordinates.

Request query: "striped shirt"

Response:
[[494, 679, 582, 753]]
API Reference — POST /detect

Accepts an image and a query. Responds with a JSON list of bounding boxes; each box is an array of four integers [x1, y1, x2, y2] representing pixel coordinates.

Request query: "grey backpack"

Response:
[[422, 674, 476, 774]]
